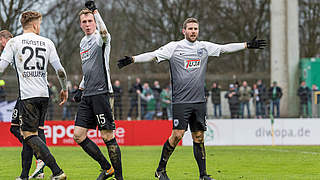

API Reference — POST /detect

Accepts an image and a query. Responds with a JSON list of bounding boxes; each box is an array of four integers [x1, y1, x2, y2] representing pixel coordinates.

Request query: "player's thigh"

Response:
[[189, 102, 207, 132], [19, 97, 47, 133], [91, 93, 115, 131], [172, 103, 192, 130], [11, 100, 20, 125], [75, 97, 97, 129]]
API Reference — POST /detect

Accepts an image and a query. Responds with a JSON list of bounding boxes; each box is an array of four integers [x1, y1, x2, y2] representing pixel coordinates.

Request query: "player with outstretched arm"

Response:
[[117, 18, 266, 180]]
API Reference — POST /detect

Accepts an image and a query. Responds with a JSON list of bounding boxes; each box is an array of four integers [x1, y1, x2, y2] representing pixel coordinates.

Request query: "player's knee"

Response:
[[101, 130, 114, 142], [73, 133, 86, 144]]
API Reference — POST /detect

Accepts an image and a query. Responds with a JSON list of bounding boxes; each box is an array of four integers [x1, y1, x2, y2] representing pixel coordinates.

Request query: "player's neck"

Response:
[[184, 38, 196, 45], [23, 29, 37, 34]]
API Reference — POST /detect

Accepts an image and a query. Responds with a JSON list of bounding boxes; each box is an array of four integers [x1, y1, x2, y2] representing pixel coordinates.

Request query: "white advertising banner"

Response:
[[0, 101, 16, 122], [182, 119, 320, 146]]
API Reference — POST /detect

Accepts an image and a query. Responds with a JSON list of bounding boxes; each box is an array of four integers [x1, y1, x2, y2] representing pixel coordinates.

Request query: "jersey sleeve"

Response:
[[201, 41, 222, 57], [0, 39, 15, 64], [154, 42, 177, 63], [48, 40, 61, 64]]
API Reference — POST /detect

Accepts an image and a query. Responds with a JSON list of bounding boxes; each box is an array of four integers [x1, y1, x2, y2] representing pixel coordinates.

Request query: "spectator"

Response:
[[152, 80, 162, 118], [257, 79, 267, 118], [62, 83, 72, 120], [0, 80, 6, 102], [160, 85, 172, 120], [70, 84, 79, 119], [211, 82, 221, 118], [141, 82, 153, 118], [48, 82, 58, 120], [252, 83, 259, 118], [113, 80, 123, 120], [225, 84, 240, 118], [239, 81, 252, 118], [268, 81, 282, 118], [127, 77, 143, 120], [138, 90, 156, 120], [297, 81, 311, 118]]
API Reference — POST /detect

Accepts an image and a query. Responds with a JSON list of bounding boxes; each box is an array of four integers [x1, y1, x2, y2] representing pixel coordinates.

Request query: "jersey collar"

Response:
[[183, 38, 198, 46]]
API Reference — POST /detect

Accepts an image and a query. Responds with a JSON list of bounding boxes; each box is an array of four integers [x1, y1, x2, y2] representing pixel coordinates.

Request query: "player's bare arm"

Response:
[[51, 60, 68, 106]]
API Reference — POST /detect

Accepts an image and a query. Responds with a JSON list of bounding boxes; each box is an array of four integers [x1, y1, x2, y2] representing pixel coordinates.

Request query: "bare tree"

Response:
[[299, 0, 320, 58]]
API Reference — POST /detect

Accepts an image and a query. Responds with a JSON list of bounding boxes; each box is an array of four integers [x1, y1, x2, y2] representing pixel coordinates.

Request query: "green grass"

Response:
[[1, 146, 320, 180]]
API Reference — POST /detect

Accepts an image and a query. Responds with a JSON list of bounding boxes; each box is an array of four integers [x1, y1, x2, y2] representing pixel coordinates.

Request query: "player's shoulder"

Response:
[[198, 40, 220, 48]]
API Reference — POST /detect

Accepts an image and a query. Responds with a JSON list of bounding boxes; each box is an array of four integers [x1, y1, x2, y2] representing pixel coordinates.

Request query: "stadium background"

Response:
[[1, 0, 320, 179]]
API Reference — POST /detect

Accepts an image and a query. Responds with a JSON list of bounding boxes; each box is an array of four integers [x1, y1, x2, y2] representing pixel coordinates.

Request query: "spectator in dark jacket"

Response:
[[113, 80, 123, 120], [297, 81, 311, 118], [127, 77, 143, 120], [211, 82, 221, 118], [225, 84, 240, 118], [268, 81, 282, 118]]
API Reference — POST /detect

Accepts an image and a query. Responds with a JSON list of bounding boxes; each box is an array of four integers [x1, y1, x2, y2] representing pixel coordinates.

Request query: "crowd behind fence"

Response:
[[0, 76, 319, 121]]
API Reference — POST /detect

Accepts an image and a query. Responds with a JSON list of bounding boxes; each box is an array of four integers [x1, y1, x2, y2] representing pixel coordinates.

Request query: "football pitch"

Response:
[[1, 146, 320, 180]]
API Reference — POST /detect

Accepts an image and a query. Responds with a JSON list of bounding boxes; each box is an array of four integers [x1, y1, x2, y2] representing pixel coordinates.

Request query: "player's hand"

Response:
[[247, 36, 267, 49], [117, 56, 134, 69], [85, 0, 97, 12], [73, 89, 83, 103], [59, 90, 68, 106]]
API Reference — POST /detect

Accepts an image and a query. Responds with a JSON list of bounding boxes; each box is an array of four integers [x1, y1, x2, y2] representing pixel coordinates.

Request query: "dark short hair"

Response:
[[183, 18, 199, 29], [20, 11, 42, 28]]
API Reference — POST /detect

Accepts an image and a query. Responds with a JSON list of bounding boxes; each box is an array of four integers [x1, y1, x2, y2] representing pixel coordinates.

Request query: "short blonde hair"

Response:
[[183, 18, 199, 29], [79, 8, 93, 20], [20, 11, 42, 28], [0, 30, 13, 39]]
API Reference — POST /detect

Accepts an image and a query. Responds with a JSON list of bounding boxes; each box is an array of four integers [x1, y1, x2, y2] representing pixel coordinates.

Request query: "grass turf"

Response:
[[0, 146, 320, 180]]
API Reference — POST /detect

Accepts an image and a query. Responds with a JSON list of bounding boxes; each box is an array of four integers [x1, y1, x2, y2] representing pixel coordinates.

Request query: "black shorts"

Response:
[[75, 93, 115, 130], [172, 102, 207, 132], [11, 100, 20, 125], [19, 97, 48, 132]]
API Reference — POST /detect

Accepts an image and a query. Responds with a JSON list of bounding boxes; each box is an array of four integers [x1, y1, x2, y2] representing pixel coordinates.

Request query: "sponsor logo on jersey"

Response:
[[80, 49, 90, 61], [184, 59, 201, 69]]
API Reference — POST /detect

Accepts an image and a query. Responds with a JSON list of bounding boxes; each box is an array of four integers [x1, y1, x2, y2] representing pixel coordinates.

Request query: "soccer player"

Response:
[[117, 18, 266, 180], [0, 30, 47, 179], [0, 11, 68, 180], [72, 1, 123, 180]]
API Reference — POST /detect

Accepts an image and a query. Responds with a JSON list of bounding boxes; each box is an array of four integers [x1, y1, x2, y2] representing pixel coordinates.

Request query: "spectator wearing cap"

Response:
[[268, 81, 282, 118], [297, 81, 311, 118], [225, 84, 240, 118]]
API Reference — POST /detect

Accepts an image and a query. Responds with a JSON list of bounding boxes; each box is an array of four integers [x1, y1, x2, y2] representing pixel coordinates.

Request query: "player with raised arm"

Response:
[[0, 11, 68, 180], [0, 30, 47, 179], [117, 18, 266, 180], [72, 1, 123, 180]]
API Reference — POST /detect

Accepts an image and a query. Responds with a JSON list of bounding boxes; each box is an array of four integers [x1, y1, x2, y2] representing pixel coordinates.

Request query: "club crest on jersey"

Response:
[[184, 59, 201, 69], [197, 48, 204, 57]]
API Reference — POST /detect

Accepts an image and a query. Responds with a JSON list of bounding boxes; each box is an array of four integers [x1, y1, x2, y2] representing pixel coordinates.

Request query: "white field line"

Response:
[[249, 148, 320, 155]]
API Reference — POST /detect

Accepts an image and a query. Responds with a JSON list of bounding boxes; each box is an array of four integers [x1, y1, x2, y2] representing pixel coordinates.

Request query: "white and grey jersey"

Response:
[[79, 30, 113, 96], [154, 39, 226, 104], [0, 33, 64, 100]]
